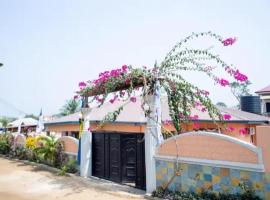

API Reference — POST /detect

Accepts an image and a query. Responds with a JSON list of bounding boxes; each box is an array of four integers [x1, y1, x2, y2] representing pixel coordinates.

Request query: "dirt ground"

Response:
[[0, 157, 146, 200]]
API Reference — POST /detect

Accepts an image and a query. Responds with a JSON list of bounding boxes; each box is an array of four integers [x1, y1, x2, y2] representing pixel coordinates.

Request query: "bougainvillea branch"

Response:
[[76, 31, 248, 135]]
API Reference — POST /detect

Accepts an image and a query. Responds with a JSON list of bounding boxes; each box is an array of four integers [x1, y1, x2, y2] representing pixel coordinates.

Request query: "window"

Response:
[[266, 102, 270, 113]]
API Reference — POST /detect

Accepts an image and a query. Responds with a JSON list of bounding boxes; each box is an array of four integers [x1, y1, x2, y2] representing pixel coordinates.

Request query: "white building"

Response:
[[256, 84, 270, 116]]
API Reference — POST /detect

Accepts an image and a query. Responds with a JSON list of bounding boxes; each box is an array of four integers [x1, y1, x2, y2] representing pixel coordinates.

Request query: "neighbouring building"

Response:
[[7, 118, 38, 133], [256, 84, 270, 116]]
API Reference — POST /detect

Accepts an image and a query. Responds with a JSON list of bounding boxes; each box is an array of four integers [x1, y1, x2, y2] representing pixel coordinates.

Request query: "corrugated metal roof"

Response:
[[45, 97, 270, 125], [8, 118, 38, 128], [256, 84, 270, 94]]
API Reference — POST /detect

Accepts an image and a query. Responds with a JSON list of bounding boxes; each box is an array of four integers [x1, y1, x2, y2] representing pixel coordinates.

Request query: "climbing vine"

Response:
[[76, 31, 248, 135]]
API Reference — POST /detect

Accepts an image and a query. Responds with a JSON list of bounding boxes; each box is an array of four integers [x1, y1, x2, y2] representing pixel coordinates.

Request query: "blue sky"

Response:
[[0, 0, 269, 117]]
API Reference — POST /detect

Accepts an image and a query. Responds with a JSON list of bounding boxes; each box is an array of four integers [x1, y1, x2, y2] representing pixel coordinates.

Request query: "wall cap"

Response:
[[155, 154, 265, 172]]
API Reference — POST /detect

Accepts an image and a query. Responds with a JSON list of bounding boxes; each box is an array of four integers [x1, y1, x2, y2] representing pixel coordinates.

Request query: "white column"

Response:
[[145, 81, 163, 194], [80, 108, 92, 177]]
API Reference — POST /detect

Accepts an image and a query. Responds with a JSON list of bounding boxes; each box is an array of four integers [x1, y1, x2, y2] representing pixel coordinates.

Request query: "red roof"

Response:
[[256, 84, 270, 94]]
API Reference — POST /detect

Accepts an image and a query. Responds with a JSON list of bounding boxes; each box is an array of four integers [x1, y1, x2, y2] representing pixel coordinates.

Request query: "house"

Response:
[[7, 118, 38, 133], [45, 97, 270, 144], [256, 84, 270, 116], [44, 97, 270, 191]]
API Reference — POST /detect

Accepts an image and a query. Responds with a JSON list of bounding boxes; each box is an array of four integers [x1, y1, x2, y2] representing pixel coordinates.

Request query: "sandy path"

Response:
[[0, 157, 146, 200]]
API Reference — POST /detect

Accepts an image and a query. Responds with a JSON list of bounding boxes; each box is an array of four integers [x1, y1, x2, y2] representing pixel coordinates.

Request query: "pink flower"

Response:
[[193, 122, 200, 130], [234, 70, 248, 82], [95, 95, 104, 103], [223, 114, 232, 120], [219, 78, 230, 87], [189, 115, 199, 120], [125, 78, 130, 85], [195, 101, 202, 107], [164, 120, 172, 125], [223, 37, 236, 46], [179, 113, 185, 119], [73, 95, 78, 100], [122, 65, 128, 72], [130, 96, 136, 103], [79, 82, 87, 87], [88, 127, 92, 132], [201, 107, 206, 112], [120, 90, 126, 97], [239, 128, 248, 135], [227, 126, 235, 132], [109, 95, 118, 104]]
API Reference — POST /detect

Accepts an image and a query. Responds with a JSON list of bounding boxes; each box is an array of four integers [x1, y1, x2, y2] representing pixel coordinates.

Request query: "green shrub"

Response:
[[152, 184, 262, 200], [58, 159, 78, 176], [14, 146, 27, 160], [34, 136, 61, 167], [0, 134, 10, 154]]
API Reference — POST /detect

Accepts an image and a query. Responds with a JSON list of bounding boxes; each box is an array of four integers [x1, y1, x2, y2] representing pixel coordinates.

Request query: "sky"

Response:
[[0, 0, 270, 117]]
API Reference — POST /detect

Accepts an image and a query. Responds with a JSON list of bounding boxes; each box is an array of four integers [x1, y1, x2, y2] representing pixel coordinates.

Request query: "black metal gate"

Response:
[[92, 132, 146, 190]]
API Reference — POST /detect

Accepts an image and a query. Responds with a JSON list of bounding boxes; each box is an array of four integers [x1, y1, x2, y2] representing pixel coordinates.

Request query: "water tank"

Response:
[[240, 96, 261, 114]]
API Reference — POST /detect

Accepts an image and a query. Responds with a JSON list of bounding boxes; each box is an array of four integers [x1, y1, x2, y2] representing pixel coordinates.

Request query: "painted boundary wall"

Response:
[[57, 136, 79, 160], [14, 134, 26, 148], [155, 128, 270, 199]]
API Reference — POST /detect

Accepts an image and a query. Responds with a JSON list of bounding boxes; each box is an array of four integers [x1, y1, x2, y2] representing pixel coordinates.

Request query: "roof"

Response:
[[8, 118, 38, 128], [45, 97, 270, 126], [256, 84, 270, 94]]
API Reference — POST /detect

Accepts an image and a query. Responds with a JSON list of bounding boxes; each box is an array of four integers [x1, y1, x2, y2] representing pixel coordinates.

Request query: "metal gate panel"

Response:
[[92, 133, 105, 178], [109, 133, 121, 182]]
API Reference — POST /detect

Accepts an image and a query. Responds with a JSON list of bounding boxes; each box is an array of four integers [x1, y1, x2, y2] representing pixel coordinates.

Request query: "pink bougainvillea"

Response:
[[227, 126, 235, 132], [223, 114, 232, 120], [195, 100, 202, 107], [219, 78, 230, 87], [122, 65, 128, 72], [239, 128, 248, 135], [130, 96, 137, 103], [224, 66, 248, 83], [223, 37, 236, 46], [193, 122, 200, 130], [179, 113, 185, 119], [79, 82, 87, 89], [189, 114, 199, 120], [75, 32, 249, 134], [201, 107, 206, 112], [164, 120, 172, 125], [234, 70, 248, 82], [109, 95, 118, 104]]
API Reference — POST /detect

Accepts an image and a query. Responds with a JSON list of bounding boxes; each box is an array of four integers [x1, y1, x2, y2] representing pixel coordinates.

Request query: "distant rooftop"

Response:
[[256, 84, 270, 94], [8, 118, 38, 128], [45, 97, 270, 126]]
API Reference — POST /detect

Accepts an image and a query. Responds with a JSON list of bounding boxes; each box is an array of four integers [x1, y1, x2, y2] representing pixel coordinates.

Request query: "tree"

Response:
[[24, 114, 38, 120], [230, 81, 252, 106], [216, 102, 227, 107], [60, 99, 80, 116], [0, 117, 10, 132]]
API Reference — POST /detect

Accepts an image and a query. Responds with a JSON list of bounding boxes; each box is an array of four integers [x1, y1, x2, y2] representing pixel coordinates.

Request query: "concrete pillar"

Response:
[[80, 108, 92, 177], [145, 81, 164, 194]]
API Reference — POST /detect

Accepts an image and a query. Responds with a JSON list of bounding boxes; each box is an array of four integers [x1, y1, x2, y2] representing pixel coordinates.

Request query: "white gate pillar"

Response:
[[80, 107, 92, 177], [145, 80, 164, 194]]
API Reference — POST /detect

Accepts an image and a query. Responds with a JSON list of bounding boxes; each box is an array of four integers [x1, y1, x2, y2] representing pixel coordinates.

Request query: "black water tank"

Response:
[[240, 96, 261, 114]]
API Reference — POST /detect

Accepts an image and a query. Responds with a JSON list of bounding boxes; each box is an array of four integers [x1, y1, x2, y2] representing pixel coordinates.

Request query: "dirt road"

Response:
[[0, 157, 146, 200]]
